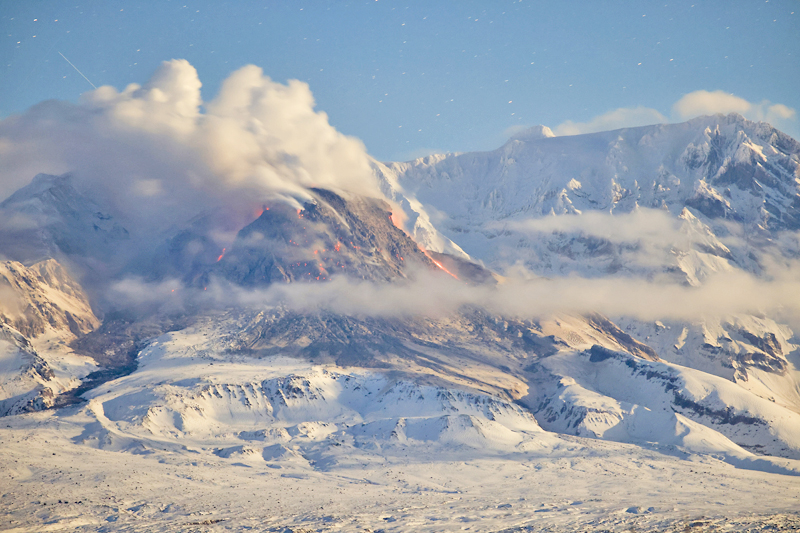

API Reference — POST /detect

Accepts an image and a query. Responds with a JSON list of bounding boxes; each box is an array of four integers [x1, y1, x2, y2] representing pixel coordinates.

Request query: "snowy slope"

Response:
[[0, 323, 57, 415], [75, 321, 543, 459], [615, 315, 800, 409], [0, 173, 130, 270], [0, 259, 99, 338], [380, 113, 800, 277], [526, 345, 800, 467], [0, 259, 99, 415]]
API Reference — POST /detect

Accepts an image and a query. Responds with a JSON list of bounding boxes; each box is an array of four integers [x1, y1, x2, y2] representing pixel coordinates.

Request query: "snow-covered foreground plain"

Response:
[[3, 406, 800, 532], [2, 323, 800, 532]]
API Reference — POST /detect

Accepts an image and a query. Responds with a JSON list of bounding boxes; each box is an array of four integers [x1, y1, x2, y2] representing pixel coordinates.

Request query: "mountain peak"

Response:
[[214, 188, 438, 286], [0, 173, 74, 207], [0, 172, 129, 269]]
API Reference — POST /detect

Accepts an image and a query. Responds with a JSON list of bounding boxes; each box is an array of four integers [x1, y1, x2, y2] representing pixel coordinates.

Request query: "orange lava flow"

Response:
[[216, 247, 226, 262], [418, 247, 458, 280]]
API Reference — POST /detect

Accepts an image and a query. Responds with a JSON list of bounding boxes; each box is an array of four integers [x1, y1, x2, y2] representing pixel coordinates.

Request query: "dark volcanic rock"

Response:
[[214, 188, 437, 286]]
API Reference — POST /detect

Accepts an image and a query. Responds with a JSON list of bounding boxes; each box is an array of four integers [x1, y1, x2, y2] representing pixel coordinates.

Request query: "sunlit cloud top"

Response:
[[1, 0, 797, 160]]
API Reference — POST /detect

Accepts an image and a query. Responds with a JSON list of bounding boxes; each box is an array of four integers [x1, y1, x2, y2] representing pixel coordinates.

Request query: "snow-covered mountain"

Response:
[[0, 173, 130, 273], [2, 114, 800, 531], [379, 112, 800, 405], [381, 113, 800, 278]]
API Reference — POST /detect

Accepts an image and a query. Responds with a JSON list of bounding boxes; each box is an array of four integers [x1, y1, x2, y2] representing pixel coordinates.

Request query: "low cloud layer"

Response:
[[104, 208, 800, 326], [0, 60, 383, 236], [102, 203, 800, 326], [109, 260, 800, 326], [500, 209, 686, 247]]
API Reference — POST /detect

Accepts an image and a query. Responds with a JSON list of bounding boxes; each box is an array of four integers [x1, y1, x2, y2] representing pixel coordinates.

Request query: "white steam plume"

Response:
[[0, 60, 383, 236]]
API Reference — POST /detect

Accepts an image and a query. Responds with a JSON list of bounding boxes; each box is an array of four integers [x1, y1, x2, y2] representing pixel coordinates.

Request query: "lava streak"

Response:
[[216, 248, 226, 262], [419, 247, 458, 280]]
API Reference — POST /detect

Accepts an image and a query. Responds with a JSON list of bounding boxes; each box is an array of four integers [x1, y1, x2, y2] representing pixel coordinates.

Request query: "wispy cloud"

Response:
[[553, 107, 668, 136], [499, 208, 685, 247], [672, 90, 796, 124], [551, 90, 797, 138]]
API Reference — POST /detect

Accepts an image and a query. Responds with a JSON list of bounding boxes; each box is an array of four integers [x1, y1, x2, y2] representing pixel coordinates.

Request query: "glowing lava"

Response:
[[389, 208, 408, 230], [419, 247, 459, 280], [216, 248, 226, 262]]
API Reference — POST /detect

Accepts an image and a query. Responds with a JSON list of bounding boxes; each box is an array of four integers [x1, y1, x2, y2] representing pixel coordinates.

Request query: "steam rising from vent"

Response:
[[0, 60, 383, 236]]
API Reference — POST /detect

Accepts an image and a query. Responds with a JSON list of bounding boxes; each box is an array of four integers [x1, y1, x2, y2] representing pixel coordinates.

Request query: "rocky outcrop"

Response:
[[0, 259, 99, 339], [215, 188, 438, 286], [0, 259, 100, 416]]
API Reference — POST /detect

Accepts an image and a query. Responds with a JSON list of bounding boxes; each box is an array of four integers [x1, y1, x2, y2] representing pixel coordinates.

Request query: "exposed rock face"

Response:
[[142, 217, 225, 285], [616, 316, 795, 382], [0, 259, 100, 415], [584, 314, 660, 362], [0, 323, 57, 415], [215, 188, 438, 286], [0, 259, 100, 339]]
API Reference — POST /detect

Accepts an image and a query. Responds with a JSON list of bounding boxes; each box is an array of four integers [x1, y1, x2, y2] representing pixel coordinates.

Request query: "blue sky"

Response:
[[2, 0, 798, 161]]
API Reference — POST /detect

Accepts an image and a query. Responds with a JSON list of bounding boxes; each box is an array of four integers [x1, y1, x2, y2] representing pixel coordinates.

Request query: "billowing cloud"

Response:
[[0, 60, 383, 237], [554, 107, 668, 136], [672, 90, 752, 120], [199, 65, 379, 197], [87, 59, 203, 137]]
